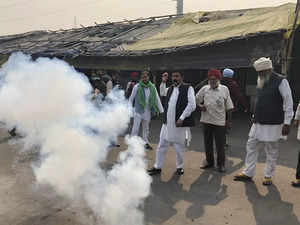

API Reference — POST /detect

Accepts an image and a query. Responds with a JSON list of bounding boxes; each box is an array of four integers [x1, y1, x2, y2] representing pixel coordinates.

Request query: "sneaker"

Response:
[[147, 167, 161, 176], [145, 143, 153, 150], [176, 168, 184, 175], [262, 177, 272, 186], [234, 173, 252, 182], [8, 128, 17, 137]]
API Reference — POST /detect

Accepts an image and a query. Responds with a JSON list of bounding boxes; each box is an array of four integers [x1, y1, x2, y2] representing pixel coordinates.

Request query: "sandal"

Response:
[[234, 173, 252, 181], [262, 177, 272, 186], [291, 179, 300, 188]]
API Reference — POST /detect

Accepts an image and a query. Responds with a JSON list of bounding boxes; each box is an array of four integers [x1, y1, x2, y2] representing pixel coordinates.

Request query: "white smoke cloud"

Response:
[[0, 52, 151, 225]]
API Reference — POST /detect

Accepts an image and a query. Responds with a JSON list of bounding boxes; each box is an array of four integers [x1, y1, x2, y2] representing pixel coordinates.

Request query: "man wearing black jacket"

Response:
[[148, 71, 196, 176]]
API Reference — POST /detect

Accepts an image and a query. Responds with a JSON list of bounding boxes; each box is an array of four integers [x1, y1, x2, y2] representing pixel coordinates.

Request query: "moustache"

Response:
[[173, 80, 179, 85]]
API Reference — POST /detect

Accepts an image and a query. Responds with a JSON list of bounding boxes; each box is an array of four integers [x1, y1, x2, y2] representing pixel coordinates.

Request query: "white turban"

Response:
[[253, 57, 273, 72]]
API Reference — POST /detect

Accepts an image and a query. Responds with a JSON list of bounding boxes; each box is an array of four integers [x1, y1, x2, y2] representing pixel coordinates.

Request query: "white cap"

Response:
[[253, 57, 273, 72]]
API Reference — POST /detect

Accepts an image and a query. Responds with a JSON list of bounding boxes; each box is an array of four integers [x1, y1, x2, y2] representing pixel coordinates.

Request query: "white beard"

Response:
[[257, 75, 271, 89]]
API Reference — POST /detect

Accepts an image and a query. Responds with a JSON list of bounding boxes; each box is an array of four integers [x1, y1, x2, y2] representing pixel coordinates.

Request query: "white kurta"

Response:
[[129, 83, 163, 143], [242, 78, 294, 178], [249, 79, 294, 142], [160, 82, 167, 97], [154, 85, 196, 169], [129, 84, 164, 121], [160, 86, 196, 144]]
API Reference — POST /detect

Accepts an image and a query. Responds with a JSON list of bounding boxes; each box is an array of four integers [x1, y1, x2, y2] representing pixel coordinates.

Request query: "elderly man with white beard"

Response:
[[234, 57, 294, 186], [147, 71, 196, 176]]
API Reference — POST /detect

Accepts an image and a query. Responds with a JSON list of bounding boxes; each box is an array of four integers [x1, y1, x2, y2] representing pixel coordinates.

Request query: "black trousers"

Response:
[[203, 123, 226, 167], [296, 151, 300, 179]]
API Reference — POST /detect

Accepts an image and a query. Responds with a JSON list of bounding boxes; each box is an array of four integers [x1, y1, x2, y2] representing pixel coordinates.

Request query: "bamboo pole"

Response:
[[285, 0, 300, 77]]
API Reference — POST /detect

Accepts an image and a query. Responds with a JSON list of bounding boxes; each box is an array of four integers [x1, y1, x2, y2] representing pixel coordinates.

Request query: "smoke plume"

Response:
[[0, 52, 151, 225]]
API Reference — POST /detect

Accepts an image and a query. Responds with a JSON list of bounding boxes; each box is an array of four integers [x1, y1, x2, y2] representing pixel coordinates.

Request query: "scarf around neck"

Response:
[[137, 81, 159, 114]]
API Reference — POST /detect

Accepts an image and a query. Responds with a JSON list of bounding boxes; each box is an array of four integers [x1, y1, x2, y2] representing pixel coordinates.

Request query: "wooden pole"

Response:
[[285, 0, 300, 77]]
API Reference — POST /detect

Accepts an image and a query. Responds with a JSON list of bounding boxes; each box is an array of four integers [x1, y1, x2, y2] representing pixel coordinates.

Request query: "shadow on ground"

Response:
[[245, 183, 300, 225]]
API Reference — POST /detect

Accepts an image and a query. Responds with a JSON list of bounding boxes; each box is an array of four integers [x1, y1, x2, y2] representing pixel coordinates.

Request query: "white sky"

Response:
[[0, 0, 297, 35]]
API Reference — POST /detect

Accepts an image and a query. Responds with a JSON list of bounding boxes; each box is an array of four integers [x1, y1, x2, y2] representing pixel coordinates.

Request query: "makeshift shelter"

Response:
[[0, 3, 299, 103]]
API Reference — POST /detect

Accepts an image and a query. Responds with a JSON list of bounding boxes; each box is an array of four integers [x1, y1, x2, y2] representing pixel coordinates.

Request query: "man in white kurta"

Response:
[[160, 72, 168, 106], [234, 57, 294, 185], [129, 71, 163, 150], [148, 71, 196, 176]]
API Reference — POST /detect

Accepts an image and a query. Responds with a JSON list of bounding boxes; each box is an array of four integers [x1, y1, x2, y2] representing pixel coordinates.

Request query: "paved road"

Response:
[[0, 114, 300, 225]]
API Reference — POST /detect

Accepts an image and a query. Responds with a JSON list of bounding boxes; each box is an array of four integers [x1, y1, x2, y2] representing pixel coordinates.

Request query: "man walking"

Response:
[[147, 71, 196, 176], [196, 69, 234, 172], [234, 57, 294, 185], [129, 71, 163, 150]]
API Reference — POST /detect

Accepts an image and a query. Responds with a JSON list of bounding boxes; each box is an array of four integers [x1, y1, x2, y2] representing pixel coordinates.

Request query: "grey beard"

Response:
[[257, 74, 271, 89]]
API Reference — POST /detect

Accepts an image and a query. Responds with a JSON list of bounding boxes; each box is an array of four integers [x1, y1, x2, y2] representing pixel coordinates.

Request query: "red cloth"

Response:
[[208, 69, 222, 80], [222, 77, 248, 110], [131, 72, 138, 79]]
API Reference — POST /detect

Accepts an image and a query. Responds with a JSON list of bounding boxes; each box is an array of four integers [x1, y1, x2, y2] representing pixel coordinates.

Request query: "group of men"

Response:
[[126, 57, 298, 187], [90, 56, 298, 187]]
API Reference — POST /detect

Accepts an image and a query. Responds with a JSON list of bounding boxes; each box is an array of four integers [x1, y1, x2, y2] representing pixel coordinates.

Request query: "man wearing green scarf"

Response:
[[129, 71, 164, 150]]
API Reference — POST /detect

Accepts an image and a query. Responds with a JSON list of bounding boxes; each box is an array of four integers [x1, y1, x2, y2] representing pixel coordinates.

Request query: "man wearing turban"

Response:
[[222, 68, 248, 112], [234, 57, 294, 185], [196, 69, 234, 172], [125, 72, 139, 98]]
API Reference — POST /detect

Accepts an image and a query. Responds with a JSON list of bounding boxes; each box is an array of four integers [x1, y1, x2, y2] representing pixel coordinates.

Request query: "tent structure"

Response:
[[0, 3, 299, 102]]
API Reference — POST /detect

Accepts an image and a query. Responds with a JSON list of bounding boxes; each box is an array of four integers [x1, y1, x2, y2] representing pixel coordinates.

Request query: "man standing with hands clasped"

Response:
[[148, 71, 196, 176], [234, 57, 294, 185], [196, 69, 234, 172]]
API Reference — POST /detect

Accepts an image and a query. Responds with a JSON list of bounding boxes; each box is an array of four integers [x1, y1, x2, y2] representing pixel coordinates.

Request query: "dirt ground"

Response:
[[1, 114, 300, 225]]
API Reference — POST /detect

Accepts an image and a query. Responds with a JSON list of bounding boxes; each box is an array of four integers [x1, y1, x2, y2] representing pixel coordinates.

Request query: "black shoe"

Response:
[[176, 168, 184, 175], [8, 128, 17, 137], [218, 166, 226, 173], [200, 163, 214, 169], [291, 179, 300, 188], [145, 144, 153, 150], [234, 173, 252, 182], [147, 167, 161, 176], [109, 143, 120, 148]]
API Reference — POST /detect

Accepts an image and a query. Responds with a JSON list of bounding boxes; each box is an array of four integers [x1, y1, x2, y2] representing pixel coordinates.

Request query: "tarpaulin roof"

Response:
[[0, 3, 298, 58], [124, 3, 298, 51]]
